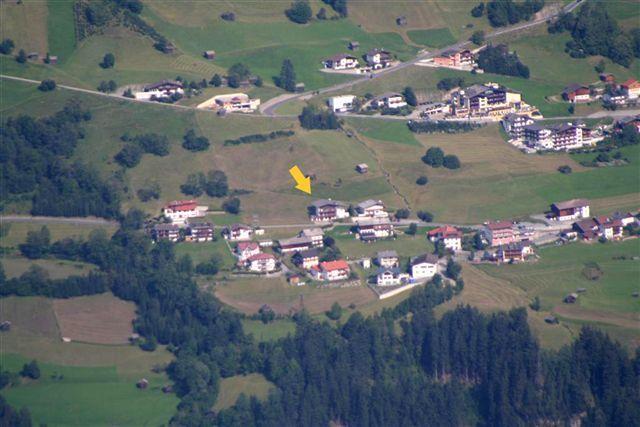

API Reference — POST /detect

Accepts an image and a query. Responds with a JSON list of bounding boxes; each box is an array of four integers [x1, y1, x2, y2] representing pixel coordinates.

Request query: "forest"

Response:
[[1, 216, 638, 426], [0, 102, 121, 218]]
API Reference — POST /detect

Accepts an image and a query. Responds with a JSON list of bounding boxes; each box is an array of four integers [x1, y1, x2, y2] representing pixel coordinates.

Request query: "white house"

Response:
[[135, 80, 184, 101], [365, 48, 392, 69], [427, 226, 462, 252], [377, 250, 399, 268], [293, 249, 320, 270], [224, 224, 254, 241], [550, 199, 590, 221], [299, 228, 324, 247], [246, 253, 277, 273], [162, 200, 206, 224], [358, 221, 395, 242], [356, 199, 388, 219], [311, 260, 350, 281], [323, 54, 359, 70], [376, 267, 410, 286], [236, 241, 261, 261], [372, 93, 406, 110], [329, 95, 356, 113], [410, 254, 439, 280], [309, 199, 350, 222]]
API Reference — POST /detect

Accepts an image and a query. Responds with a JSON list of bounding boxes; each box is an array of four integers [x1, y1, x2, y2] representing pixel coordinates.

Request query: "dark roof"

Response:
[[144, 80, 183, 91], [553, 199, 589, 211], [154, 223, 180, 231], [411, 253, 439, 265], [311, 199, 348, 209], [325, 53, 357, 62], [376, 267, 402, 275], [298, 248, 319, 258], [562, 83, 588, 94], [377, 250, 398, 258]]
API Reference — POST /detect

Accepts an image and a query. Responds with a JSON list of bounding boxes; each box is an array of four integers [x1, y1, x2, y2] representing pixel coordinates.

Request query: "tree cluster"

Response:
[[180, 170, 229, 198], [298, 106, 340, 130], [224, 130, 295, 146], [0, 101, 120, 218], [472, 0, 545, 27], [182, 129, 210, 151], [422, 147, 461, 169], [285, 1, 313, 24], [115, 133, 171, 168], [276, 59, 297, 92], [38, 79, 56, 92], [322, 0, 348, 17], [97, 80, 117, 93], [477, 44, 530, 78]]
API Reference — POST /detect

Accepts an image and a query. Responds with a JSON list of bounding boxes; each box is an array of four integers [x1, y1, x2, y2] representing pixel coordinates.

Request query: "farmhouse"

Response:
[[611, 211, 637, 227], [358, 221, 395, 242], [419, 102, 451, 118], [311, 260, 350, 281], [502, 113, 535, 141], [162, 200, 206, 224], [410, 254, 439, 280], [377, 250, 399, 268], [279, 236, 313, 254], [551, 199, 590, 221], [293, 249, 320, 270], [152, 223, 180, 242], [621, 78, 640, 99], [365, 48, 393, 69], [483, 221, 517, 247], [309, 199, 350, 222], [236, 241, 261, 261], [523, 122, 594, 151], [355, 199, 388, 219], [573, 218, 599, 241], [329, 95, 357, 113], [203, 50, 216, 60], [245, 253, 277, 273], [376, 267, 410, 286], [433, 49, 474, 68], [323, 53, 359, 70], [136, 80, 184, 101], [562, 83, 591, 103], [594, 216, 624, 240], [209, 93, 261, 113], [356, 163, 369, 174], [497, 242, 532, 263], [224, 224, 254, 241], [427, 226, 462, 252], [616, 115, 640, 132], [348, 41, 360, 50], [371, 93, 407, 110], [299, 228, 324, 247], [185, 222, 214, 242]]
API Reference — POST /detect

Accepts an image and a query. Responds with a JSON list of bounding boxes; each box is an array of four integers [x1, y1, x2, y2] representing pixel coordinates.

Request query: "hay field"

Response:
[[0, 1, 49, 54], [214, 373, 276, 412], [1, 257, 95, 280]]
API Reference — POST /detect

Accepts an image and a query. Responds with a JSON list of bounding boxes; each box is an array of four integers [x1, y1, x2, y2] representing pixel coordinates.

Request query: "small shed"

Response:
[[162, 384, 174, 394], [136, 378, 149, 389], [544, 316, 558, 325], [348, 41, 360, 50], [361, 258, 371, 269], [0, 321, 11, 331], [295, 82, 306, 93], [203, 50, 216, 60], [396, 16, 407, 26], [356, 163, 369, 174], [48, 55, 58, 65], [27, 52, 39, 60], [564, 293, 578, 304]]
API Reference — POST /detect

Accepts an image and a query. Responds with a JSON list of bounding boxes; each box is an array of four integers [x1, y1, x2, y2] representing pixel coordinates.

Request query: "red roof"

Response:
[[320, 260, 349, 272], [247, 253, 275, 262], [237, 242, 259, 251], [486, 220, 512, 231], [427, 225, 461, 238], [621, 79, 640, 89], [166, 200, 197, 211]]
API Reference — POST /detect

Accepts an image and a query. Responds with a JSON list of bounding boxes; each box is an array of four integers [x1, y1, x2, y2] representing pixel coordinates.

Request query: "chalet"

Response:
[[203, 50, 216, 60], [523, 122, 594, 151], [323, 53, 359, 70], [551, 199, 590, 221], [497, 242, 532, 263], [365, 48, 393, 69], [621, 78, 640, 99], [501, 113, 535, 141], [483, 221, 517, 247], [279, 236, 313, 254], [377, 250, 399, 268], [311, 260, 350, 281], [185, 222, 214, 242], [376, 267, 410, 286], [594, 216, 624, 240], [599, 73, 615, 83], [433, 49, 474, 68], [212, 93, 260, 113], [348, 41, 360, 50], [427, 226, 462, 252], [329, 95, 356, 113], [562, 83, 591, 103], [358, 221, 395, 242], [136, 80, 184, 101], [611, 211, 637, 227], [573, 218, 599, 241], [420, 102, 451, 118], [293, 249, 320, 270], [299, 228, 324, 247], [356, 199, 388, 219], [356, 163, 369, 174], [309, 199, 350, 222], [236, 241, 261, 261], [245, 253, 277, 273], [162, 200, 205, 224], [616, 115, 640, 133], [410, 254, 439, 280], [224, 224, 254, 241], [152, 224, 180, 242], [371, 92, 406, 110]]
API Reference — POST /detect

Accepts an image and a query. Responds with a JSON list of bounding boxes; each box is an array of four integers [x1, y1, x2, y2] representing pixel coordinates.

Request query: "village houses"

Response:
[[152, 223, 180, 242], [483, 221, 518, 247], [497, 241, 533, 263], [279, 236, 314, 254], [198, 93, 261, 113], [323, 53, 359, 70], [376, 267, 410, 286], [357, 221, 395, 242], [502, 113, 535, 141], [550, 199, 590, 221], [573, 215, 624, 241], [450, 83, 537, 120], [185, 221, 214, 242], [377, 250, 399, 268], [299, 228, 324, 247], [245, 253, 277, 273], [309, 199, 350, 222], [223, 223, 254, 241], [162, 200, 207, 225], [427, 226, 462, 252], [365, 48, 393, 69], [371, 93, 407, 110], [522, 121, 596, 151], [135, 80, 184, 101], [293, 249, 320, 270], [329, 95, 357, 113], [311, 260, 351, 281], [562, 83, 592, 103], [355, 199, 389, 220], [410, 254, 439, 280], [236, 241, 261, 261], [433, 48, 475, 69], [621, 78, 640, 99]]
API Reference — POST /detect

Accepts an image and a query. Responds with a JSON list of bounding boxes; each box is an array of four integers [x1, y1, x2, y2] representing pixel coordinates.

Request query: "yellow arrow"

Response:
[[289, 165, 311, 195]]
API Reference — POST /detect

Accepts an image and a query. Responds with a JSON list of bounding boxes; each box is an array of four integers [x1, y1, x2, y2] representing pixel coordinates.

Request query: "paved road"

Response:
[[1, 215, 118, 226]]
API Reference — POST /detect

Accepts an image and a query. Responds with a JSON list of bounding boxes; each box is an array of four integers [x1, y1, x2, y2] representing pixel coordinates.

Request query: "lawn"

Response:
[[213, 373, 275, 412], [477, 239, 640, 349], [241, 318, 296, 342], [328, 225, 435, 260], [1, 257, 96, 280], [174, 236, 236, 269], [0, 296, 178, 426], [407, 28, 456, 48], [0, 1, 49, 54], [344, 117, 421, 147], [0, 220, 117, 249], [47, 0, 76, 64]]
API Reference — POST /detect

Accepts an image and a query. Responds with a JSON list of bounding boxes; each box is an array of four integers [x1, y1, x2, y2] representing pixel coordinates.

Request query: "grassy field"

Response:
[[407, 28, 456, 48], [174, 236, 236, 268], [477, 239, 640, 349], [0, 1, 49, 54], [47, 0, 76, 63], [0, 220, 117, 248], [213, 373, 275, 412], [1, 256, 95, 280], [241, 318, 296, 342], [0, 296, 178, 426]]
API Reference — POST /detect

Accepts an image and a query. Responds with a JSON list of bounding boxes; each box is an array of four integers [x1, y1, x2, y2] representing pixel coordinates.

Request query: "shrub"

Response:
[[115, 143, 143, 168], [100, 53, 115, 68], [220, 11, 236, 21], [470, 2, 484, 17], [285, 1, 313, 24], [182, 130, 210, 151], [20, 360, 40, 379], [38, 79, 56, 92], [443, 154, 461, 169], [470, 30, 485, 45], [326, 302, 342, 320], [0, 38, 15, 55], [422, 147, 444, 167], [223, 197, 241, 214], [403, 87, 417, 107], [299, 106, 340, 130], [416, 175, 428, 186], [97, 80, 117, 93], [396, 208, 410, 219], [558, 165, 572, 174], [406, 223, 418, 236], [15, 49, 27, 63], [417, 211, 434, 222]]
